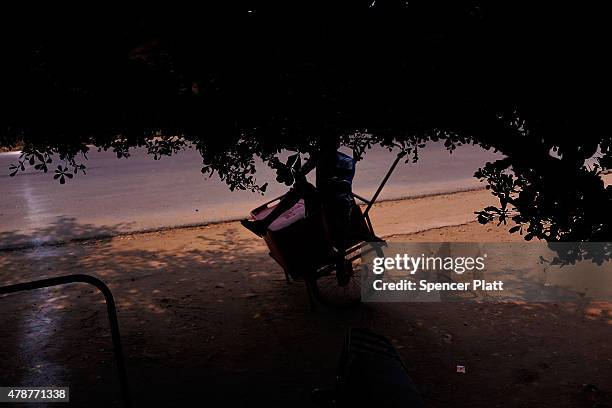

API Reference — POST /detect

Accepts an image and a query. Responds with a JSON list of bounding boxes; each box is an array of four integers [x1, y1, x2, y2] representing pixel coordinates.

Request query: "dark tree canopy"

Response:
[[2, 1, 611, 241]]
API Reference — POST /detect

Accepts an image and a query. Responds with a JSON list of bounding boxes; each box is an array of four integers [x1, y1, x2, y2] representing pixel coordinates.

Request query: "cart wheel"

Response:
[[309, 261, 361, 308], [309, 243, 384, 308]]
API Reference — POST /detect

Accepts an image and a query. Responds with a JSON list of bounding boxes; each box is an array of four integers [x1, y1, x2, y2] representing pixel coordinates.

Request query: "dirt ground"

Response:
[[0, 192, 611, 407]]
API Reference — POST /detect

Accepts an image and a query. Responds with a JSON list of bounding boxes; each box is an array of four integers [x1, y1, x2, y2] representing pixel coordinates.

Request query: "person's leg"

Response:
[[300, 181, 320, 217], [326, 196, 353, 250], [324, 196, 354, 284]]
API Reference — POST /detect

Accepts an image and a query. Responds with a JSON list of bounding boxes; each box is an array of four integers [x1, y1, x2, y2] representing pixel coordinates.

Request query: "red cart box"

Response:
[[250, 197, 333, 279]]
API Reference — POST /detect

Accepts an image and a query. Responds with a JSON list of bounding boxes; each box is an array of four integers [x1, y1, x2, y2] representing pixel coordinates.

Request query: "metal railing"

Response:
[[0, 274, 131, 407]]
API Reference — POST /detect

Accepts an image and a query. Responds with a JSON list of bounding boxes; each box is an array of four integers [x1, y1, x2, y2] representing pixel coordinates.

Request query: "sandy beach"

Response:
[[0, 188, 610, 407]]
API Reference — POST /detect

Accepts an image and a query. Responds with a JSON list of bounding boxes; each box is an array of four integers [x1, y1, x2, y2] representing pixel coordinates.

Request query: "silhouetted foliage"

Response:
[[2, 1, 610, 241]]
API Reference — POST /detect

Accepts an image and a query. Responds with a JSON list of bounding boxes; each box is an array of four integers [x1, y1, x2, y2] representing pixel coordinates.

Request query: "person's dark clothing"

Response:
[[242, 150, 355, 249], [316, 151, 356, 250]]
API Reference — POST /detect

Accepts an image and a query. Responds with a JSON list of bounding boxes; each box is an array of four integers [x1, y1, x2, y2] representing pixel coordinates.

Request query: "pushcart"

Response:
[[247, 151, 406, 308]]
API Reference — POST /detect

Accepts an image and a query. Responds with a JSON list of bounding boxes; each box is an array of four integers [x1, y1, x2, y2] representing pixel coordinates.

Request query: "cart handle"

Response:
[[352, 193, 372, 205], [250, 194, 287, 216], [255, 150, 406, 217], [363, 151, 406, 216]]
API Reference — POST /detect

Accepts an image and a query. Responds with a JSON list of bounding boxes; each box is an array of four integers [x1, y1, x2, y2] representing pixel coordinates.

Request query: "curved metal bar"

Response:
[[0, 274, 132, 407]]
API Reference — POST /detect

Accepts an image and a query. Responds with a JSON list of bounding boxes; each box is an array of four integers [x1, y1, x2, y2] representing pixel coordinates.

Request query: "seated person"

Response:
[[241, 149, 356, 254], [317, 149, 356, 253]]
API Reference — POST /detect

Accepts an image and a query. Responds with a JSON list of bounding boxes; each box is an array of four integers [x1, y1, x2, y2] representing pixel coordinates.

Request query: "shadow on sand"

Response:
[[0, 219, 611, 407]]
